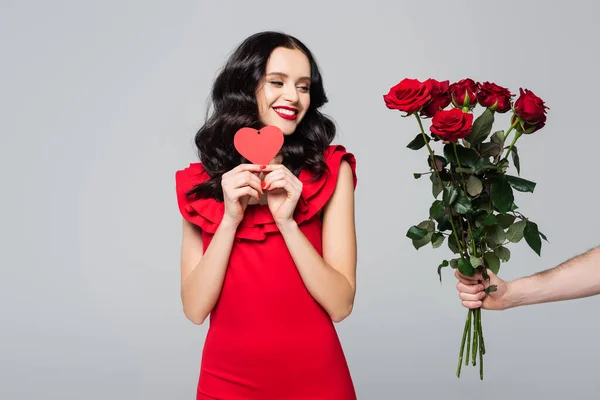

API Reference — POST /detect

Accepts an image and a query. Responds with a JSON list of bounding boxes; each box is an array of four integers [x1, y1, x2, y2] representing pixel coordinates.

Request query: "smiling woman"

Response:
[[174, 31, 359, 399], [256, 54, 313, 131]]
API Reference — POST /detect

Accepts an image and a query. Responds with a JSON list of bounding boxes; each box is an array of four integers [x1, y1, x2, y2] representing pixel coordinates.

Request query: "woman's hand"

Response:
[[262, 164, 303, 226], [220, 164, 264, 225]]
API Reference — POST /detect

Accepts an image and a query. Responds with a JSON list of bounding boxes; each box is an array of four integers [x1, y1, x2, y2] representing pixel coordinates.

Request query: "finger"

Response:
[[223, 164, 262, 180], [260, 164, 286, 173], [266, 178, 300, 198], [263, 170, 285, 188], [229, 163, 266, 176], [231, 171, 264, 194], [265, 170, 301, 192], [454, 270, 481, 285], [454, 269, 483, 284], [459, 291, 486, 302], [456, 281, 485, 294], [232, 186, 260, 201], [461, 300, 483, 309]]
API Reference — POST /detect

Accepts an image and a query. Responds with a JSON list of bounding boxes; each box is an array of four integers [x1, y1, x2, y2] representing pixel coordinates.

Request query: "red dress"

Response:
[[175, 145, 358, 400]]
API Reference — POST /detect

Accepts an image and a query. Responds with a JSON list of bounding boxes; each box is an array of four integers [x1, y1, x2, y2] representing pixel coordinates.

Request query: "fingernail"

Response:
[[261, 181, 266, 189], [260, 165, 266, 169]]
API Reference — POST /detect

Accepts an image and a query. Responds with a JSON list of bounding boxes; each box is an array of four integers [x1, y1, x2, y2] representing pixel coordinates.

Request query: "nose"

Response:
[[282, 85, 299, 103]]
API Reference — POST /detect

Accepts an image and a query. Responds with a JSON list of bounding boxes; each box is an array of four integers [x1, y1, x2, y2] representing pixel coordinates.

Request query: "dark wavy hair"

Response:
[[187, 31, 337, 202]]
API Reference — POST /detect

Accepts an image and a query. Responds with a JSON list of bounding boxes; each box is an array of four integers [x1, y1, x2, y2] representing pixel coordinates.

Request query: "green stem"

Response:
[[503, 131, 522, 160], [477, 309, 484, 379], [465, 309, 472, 366], [479, 308, 486, 355], [416, 114, 471, 262], [452, 142, 477, 257], [448, 216, 467, 259], [472, 308, 478, 366], [415, 114, 443, 185], [457, 309, 470, 377], [502, 118, 519, 142]]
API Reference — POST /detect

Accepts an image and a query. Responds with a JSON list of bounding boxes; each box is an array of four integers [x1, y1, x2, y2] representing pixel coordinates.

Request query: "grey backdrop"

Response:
[[2, 0, 599, 399]]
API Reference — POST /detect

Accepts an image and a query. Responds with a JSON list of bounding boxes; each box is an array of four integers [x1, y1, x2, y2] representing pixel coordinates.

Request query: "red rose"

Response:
[[511, 113, 547, 134], [478, 82, 514, 113], [449, 78, 480, 108], [383, 78, 433, 115], [420, 79, 451, 118], [430, 108, 474, 142], [513, 88, 548, 133]]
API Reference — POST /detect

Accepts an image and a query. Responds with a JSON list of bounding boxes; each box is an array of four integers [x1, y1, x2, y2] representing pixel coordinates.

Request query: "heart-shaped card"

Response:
[[233, 126, 284, 165]]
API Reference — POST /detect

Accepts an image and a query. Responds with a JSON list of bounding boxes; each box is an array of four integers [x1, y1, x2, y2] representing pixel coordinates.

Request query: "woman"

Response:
[[175, 31, 358, 399]]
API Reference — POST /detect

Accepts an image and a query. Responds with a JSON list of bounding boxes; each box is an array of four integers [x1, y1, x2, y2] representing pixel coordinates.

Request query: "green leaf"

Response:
[[413, 173, 422, 179], [407, 133, 430, 150], [486, 224, 506, 246], [412, 232, 433, 249], [443, 184, 458, 206], [472, 210, 490, 225], [540, 231, 549, 242], [438, 260, 449, 282], [491, 130, 504, 145], [431, 174, 444, 199], [469, 226, 485, 241], [484, 252, 501, 274], [474, 159, 498, 175], [506, 175, 536, 193], [496, 214, 516, 229], [470, 256, 483, 268], [466, 175, 483, 197], [429, 200, 446, 219], [431, 232, 445, 248], [457, 257, 475, 276], [436, 214, 452, 232], [485, 285, 498, 294], [452, 189, 473, 214], [444, 144, 480, 168], [494, 245, 511, 262], [472, 194, 491, 212], [481, 214, 498, 226], [466, 108, 495, 145], [524, 221, 542, 256], [479, 142, 503, 158], [506, 220, 526, 243], [448, 233, 461, 254], [427, 155, 448, 171], [456, 167, 475, 174], [407, 225, 428, 240], [511, 145, 521, 175], [490, 175, 514, 213]]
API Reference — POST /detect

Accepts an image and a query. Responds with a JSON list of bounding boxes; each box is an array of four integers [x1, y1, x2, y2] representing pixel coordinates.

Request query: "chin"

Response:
[[267, 120, 302, 135]]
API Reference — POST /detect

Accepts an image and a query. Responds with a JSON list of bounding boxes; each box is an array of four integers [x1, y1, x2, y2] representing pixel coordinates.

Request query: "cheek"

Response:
[[301, 95, 310, 112], [256, 87, 274, 113]]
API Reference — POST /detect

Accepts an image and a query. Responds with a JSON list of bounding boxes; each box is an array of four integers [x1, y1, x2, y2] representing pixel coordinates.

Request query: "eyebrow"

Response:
[[267, 72, 311, 81]]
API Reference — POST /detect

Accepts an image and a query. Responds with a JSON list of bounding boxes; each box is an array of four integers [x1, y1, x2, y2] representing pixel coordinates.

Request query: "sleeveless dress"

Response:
[[175, 145, 358, 400]]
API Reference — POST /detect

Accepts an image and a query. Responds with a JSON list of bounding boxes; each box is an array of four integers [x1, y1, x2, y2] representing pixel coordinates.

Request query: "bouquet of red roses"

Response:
[[383, 78, 549, 379]]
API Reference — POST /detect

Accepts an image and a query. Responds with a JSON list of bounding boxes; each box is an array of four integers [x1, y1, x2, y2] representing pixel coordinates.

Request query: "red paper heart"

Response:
[[233, 126, 284, 165]]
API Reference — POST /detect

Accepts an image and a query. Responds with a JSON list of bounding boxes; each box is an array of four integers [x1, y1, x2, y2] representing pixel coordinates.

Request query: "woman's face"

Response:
[[256, 47, 311, 135]]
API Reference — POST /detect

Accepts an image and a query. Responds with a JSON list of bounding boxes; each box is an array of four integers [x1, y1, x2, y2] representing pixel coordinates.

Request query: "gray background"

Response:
[[2, 0, 599, 399]]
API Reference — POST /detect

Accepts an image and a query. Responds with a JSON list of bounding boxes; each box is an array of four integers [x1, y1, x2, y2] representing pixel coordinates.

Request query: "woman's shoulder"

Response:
[[294, 144, 357, 222], [175, 162, 209, 188], [303, 144, 357, 188]]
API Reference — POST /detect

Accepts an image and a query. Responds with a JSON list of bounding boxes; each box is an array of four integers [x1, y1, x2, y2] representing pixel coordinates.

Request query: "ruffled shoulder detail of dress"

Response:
[[294, 144, 357, 225], [174, 144, 357, 241]]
